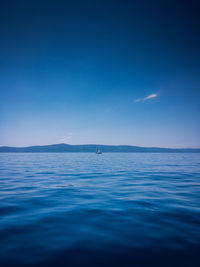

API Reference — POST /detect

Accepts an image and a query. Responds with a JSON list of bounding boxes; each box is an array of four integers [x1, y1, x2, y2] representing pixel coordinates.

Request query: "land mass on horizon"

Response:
[[0, 144, 200, 153]]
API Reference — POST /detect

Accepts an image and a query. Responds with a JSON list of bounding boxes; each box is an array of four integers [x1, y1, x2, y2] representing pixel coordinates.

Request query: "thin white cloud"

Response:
[[60, 133, 73, 143], [136, 93, 158, 102]]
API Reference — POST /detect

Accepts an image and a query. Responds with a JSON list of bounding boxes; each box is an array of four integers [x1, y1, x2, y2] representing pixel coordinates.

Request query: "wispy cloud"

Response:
[[136, 93, 158, 102], [60, 132, 73, 143]]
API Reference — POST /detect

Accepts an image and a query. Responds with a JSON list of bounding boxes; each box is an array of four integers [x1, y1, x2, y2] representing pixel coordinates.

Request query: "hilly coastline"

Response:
[[0, 144, 200, 153]]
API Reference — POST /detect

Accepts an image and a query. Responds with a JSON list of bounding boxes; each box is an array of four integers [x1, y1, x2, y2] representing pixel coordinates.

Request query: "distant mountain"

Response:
[[0, 143, 200, 153]]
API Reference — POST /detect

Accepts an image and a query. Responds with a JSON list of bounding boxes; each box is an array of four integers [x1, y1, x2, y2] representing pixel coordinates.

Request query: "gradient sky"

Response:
[[0, 0, 200, 148]]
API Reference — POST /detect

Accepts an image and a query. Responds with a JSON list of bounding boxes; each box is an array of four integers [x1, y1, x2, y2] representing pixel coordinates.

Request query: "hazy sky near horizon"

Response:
[[0, 0, 200, 148]]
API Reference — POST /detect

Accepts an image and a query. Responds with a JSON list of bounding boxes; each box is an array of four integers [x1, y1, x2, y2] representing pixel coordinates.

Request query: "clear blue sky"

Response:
[[0, 0, 200, 148]]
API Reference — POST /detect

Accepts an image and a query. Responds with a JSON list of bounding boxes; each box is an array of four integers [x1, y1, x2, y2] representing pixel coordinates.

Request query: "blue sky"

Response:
[[0, 0, 200, 147]]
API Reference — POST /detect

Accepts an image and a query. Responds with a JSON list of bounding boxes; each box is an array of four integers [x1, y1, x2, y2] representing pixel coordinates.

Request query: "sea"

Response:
[[0, 153, 200, 267]]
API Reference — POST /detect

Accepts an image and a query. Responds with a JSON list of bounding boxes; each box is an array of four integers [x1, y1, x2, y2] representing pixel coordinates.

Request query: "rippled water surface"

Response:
[[0, 153, 200, 266]]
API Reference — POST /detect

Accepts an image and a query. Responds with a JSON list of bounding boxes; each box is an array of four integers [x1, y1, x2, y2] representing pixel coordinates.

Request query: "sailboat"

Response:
[[96, 146, 102, 154]]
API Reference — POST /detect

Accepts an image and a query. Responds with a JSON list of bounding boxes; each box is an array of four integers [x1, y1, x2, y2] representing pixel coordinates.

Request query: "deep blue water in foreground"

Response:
[[0, 153, 200, 267]]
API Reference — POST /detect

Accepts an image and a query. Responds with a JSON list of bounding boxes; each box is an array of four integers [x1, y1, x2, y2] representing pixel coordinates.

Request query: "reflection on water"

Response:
[[0, 153, 200, 266]]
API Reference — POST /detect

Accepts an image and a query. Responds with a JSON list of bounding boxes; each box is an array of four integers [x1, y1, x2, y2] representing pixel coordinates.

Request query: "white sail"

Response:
[[96, 146, 102, 154]]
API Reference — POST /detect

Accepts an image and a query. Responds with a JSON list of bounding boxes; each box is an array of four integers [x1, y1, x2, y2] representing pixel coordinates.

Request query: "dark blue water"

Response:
[[0, 153, 200, 267]]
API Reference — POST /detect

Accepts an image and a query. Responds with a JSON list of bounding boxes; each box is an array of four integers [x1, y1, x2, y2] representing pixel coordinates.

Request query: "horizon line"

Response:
[[0, 143, 200, 150]]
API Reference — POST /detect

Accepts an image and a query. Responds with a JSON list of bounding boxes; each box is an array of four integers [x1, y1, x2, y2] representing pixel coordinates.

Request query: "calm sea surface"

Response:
[[0, 153, 200, 267]]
